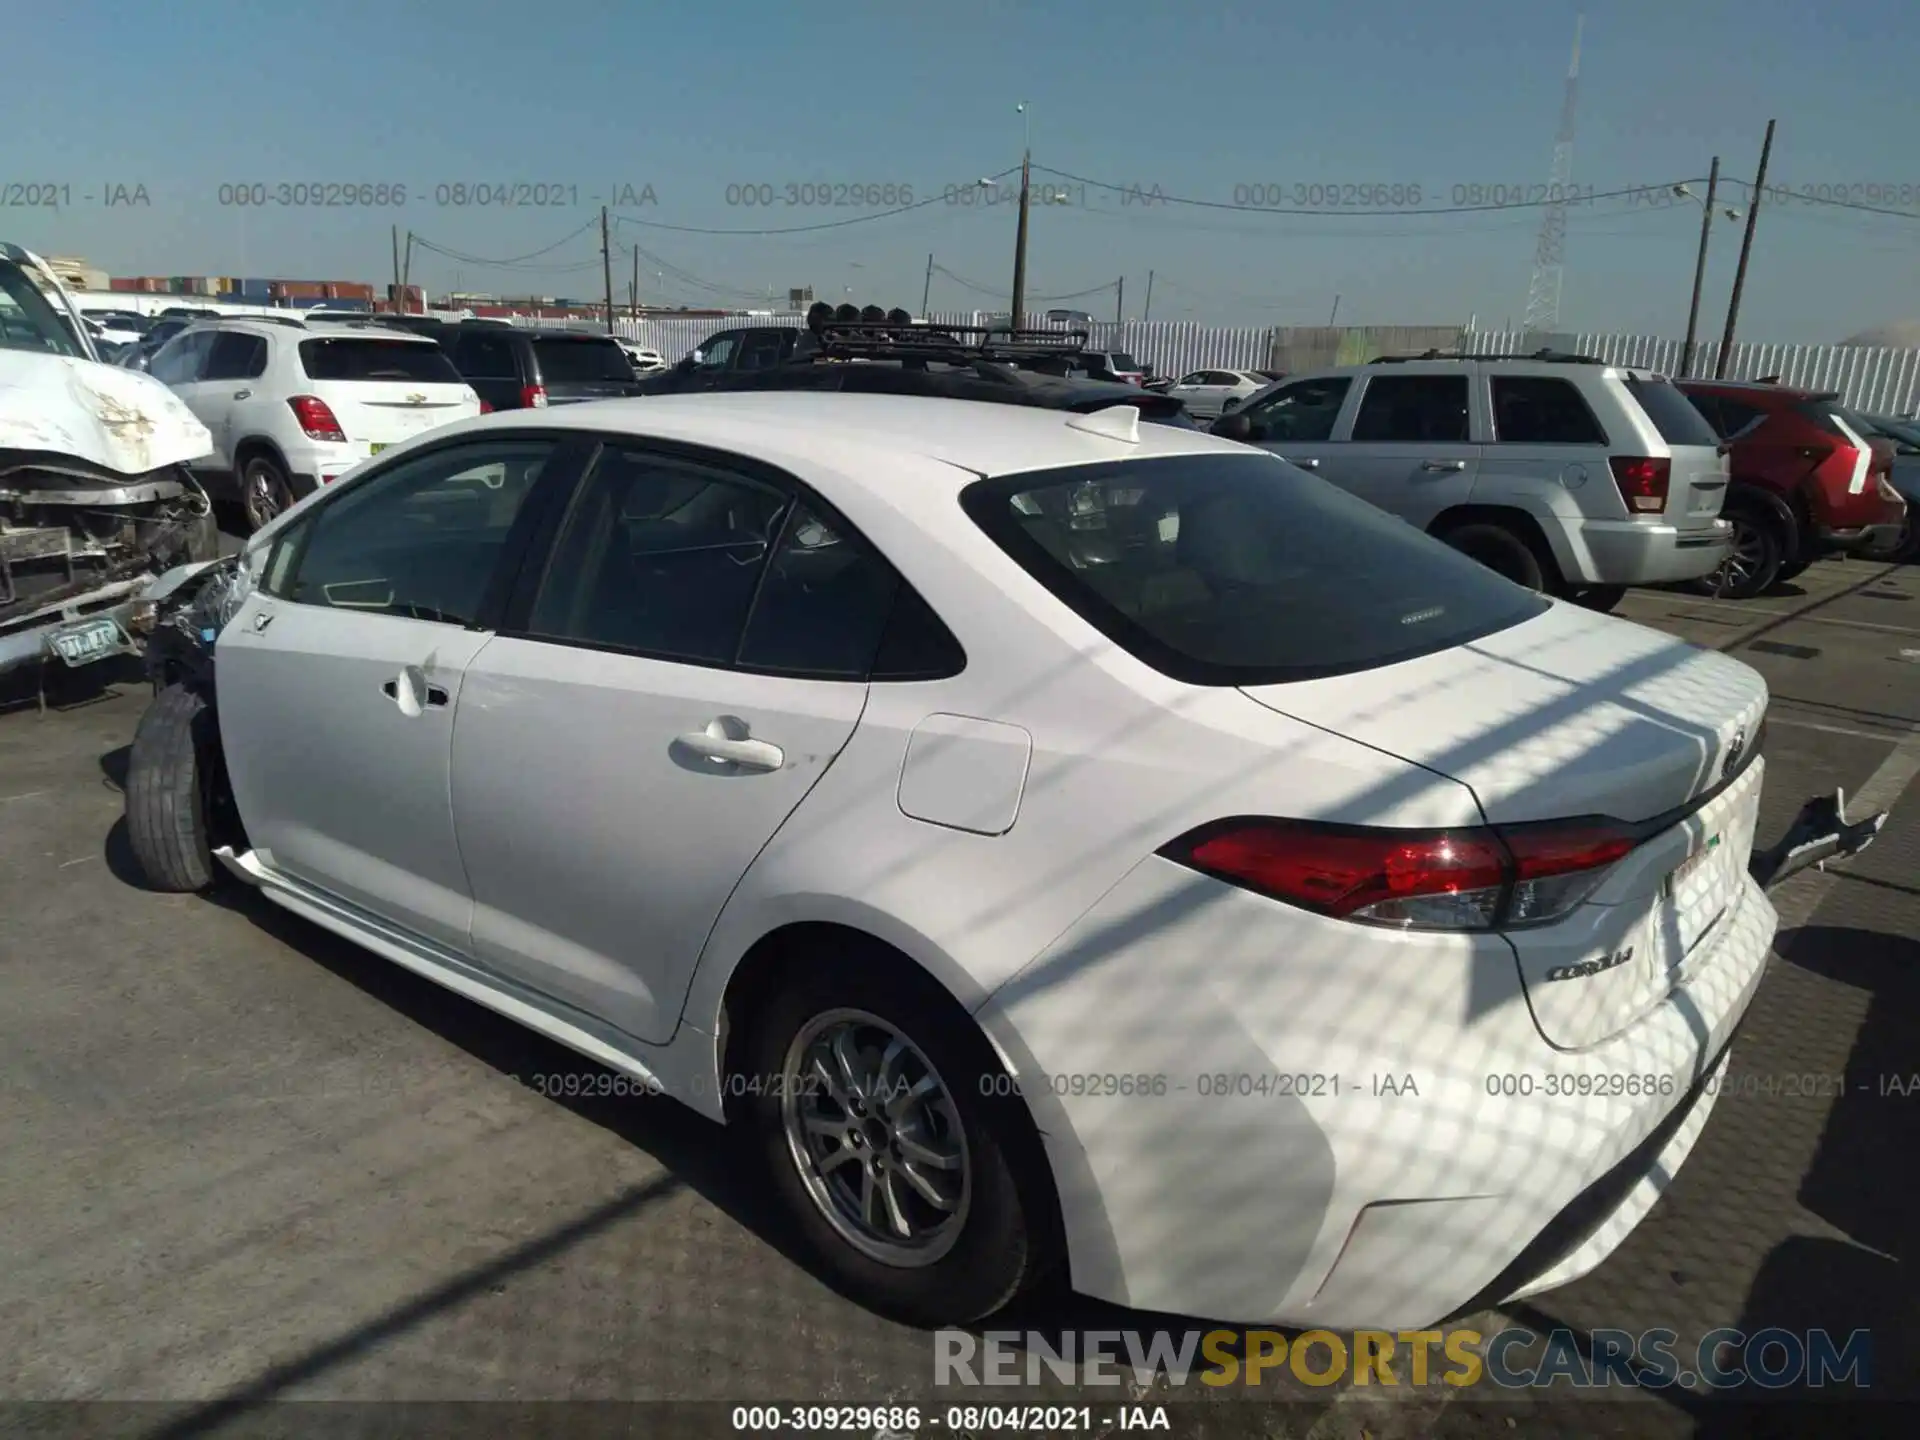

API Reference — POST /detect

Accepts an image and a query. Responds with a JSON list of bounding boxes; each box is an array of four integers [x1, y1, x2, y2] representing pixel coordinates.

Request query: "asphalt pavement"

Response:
[[1, 557, 1916, 1440]]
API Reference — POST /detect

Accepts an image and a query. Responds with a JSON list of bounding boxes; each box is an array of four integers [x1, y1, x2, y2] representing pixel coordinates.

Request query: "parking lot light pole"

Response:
[[600, 206, 615, 334], [1680, 157, 1721, 378], [1716, 119, 1775, 379]]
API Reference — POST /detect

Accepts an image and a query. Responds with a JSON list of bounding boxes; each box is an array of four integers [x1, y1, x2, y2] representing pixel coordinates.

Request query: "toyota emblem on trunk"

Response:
[[1722, 730, 1746, 779]]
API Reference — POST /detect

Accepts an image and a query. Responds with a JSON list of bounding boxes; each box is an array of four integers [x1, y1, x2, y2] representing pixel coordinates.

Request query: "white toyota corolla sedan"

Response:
[[124, 391, 1873, 1331]]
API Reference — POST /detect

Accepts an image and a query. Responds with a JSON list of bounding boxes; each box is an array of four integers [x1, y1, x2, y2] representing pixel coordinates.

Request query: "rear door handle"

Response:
[[1284, 456, 1319, 470], [232, 389, 252, 400], [676, 719, 784, 772], [381, 670, 450, 715], [1421, 459, 1467, 472]]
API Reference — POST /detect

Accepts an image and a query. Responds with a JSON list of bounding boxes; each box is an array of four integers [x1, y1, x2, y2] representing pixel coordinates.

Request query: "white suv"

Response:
[[1215, 352, 1735, 610], [147, 318, 482, 531]]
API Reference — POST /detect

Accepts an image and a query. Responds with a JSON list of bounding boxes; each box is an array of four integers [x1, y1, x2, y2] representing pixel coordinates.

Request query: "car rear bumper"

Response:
[[1561, 517, 1733, 586], [974, 845, 1775, 1331]]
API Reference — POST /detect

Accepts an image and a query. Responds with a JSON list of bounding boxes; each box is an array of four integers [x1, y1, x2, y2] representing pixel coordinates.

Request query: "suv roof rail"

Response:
[[799, 300, 1086, 363], [1367, 347, 1605, 365]]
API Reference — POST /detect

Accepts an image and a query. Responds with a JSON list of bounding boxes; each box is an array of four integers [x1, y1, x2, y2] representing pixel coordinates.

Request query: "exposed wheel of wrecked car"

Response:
[[240, 454, 295, 534], [740, 944, 1057, 1328], [126, 683, 234, 893], [1433, 521, 1548, 592]]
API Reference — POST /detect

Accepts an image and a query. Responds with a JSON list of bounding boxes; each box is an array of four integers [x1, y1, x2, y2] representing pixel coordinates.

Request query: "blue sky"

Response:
[[8, 0, 1917, 341]]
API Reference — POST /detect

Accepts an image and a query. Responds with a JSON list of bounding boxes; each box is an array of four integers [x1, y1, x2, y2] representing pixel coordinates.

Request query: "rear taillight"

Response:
[[520, 384, 548, 408], [1161, 816, 1640, 931], [288, 395, 345, 442], [1608, 456, 1671, 514], [479, 399, 493, 414]]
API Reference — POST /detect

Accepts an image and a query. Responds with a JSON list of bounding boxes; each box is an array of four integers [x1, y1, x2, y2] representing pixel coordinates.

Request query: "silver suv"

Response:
[[1212, 351, 1734, 610]]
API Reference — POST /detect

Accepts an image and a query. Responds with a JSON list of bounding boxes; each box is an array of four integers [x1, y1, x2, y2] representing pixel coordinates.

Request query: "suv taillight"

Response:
[[1609, 456, 1671, 514], [520, 384, 548, 408], [1160, 816, 1640, 930], [288, 395, 345, 442]]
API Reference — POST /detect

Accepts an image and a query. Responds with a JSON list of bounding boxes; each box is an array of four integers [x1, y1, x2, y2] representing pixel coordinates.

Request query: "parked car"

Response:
[[146, 318, 482, 531], [612, 337, 667, 374], [636, 325, 805, 394], [1212, 352, 1733, 610], [1676, 379, 1907, 596], [448, 325, 648, 411], [0, 241, 218, 683], [120, 385, 1884, 1334], [1043, 308, 1094, 325], [119, 314, 202, 371], [1074, 350, 1146, 386], [1166, 368, 1270, 420], [1848, 413, 1920, 561]]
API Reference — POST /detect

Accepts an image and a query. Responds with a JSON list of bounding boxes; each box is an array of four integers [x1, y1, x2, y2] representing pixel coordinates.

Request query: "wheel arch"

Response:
[[1725, 478, 1800, 555], [1426, 502, 1570, 588]]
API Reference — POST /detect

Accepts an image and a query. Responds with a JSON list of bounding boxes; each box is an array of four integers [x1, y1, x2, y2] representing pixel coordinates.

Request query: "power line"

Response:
[[408, 219, 600, 267]]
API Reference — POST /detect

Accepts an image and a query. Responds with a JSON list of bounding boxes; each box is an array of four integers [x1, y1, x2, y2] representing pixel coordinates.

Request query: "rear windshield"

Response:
[[1624, 376, 1720, 447], [961, 452, 1549, 685], [533, 336, 634, 383], [1109, 353, 1139, 370], [299, 337, 463, 383]]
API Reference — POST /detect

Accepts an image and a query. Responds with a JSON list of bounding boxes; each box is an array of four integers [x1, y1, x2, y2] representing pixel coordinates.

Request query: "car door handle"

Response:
[[232, 389, 251, 400], [381, 671, 449, 715], [1284, 457, 1319, 470], [676, 725, 784, 772], [1421, 459, 1467, 472]]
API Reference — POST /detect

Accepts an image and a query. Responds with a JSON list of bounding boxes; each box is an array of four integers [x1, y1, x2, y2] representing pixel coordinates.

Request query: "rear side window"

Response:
[[1351, 375, 1470, 443], [1624, 377, 1720, 447], [1490, 376, 1607, 444], [532, 337, 633, 384], [961, 453, 1548, 686], [1691, 393, 1769, 441], [735, 503, 901, 678], [735, 331, 794, 372], [300, 338, 463, 383], [454, 332, 518, 377]]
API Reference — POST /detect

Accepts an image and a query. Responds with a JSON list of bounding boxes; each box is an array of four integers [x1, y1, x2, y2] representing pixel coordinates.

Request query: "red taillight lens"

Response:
[[288, 395, 345, 442], [1163, 816, 1641, 931], [520, 384, 548, 409], [479, 399, 493, 413], [1608, 456, 1671, 513]]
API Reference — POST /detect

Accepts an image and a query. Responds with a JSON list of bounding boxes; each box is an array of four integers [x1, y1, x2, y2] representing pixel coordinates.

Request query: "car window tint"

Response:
[[1712, 396, 1769, 439], [1351, 375, 1470, 443], [284, 440, 557, 625], [695, 335, 738, 370], [300, 338, 463, 383], [525, 448, 790, 665], [149, 329, 214, 384], [1240, 376, 1350, 443], [455, 333, 518, 378], [734, 503, 901, 678], [735, 331, 792, 372], [532, 337, 632, 383], [1490, 376, 1608, 444], [203, 331, 267, 381], [1625, 377, 1720, 446], [963, 452, 1547, 686], [870, 582, 967, 681]]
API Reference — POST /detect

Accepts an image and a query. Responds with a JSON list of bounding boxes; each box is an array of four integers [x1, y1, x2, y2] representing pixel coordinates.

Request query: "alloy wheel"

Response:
[[244, 466, 284, 530], [1712, 518, 1767, 595], [780, 1008, 971, 1267]]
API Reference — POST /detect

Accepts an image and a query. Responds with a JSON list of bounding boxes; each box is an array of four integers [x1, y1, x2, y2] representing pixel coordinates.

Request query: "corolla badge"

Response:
[[406, 393, 428, 405], [1545, 945, 1634, 983], [1722, 729, 1746, 780]]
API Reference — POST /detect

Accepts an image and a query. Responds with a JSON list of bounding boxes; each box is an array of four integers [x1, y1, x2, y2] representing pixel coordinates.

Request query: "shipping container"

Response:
[[108, 277, 140, 292], [240, 278, 273, 297]]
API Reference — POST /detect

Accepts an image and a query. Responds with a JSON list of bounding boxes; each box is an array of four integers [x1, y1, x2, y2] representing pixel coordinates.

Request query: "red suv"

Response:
[[1677, 379, 1907, 597]]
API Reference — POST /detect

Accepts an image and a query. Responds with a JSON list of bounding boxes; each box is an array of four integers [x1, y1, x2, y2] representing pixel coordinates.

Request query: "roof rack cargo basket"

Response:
[[1368, 347, 1605, 365], [801, 301, 1086, 362]]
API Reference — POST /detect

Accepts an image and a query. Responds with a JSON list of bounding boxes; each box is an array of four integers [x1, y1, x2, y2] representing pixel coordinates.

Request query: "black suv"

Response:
[[444, 325, 647, 410], [653, 303, 1197, 426], [634, 325, 803, 394]]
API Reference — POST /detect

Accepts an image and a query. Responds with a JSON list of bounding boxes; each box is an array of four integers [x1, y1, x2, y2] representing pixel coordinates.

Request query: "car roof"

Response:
[[1675, 377, 1836, 402], [424, 391, 1240, 485], [188, 317, 436, 343]]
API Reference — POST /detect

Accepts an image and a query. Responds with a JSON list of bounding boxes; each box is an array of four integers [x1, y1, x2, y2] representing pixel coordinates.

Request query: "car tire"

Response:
[[1565, 585, 1627, 613], [1693, 504, 1784, 599], [1435, 521, 1549, 591], [239, 453, 294, 534], [741, 949, 1055, 1328], [125, 683, 227, 893], [1774, 556, 1813, 583]]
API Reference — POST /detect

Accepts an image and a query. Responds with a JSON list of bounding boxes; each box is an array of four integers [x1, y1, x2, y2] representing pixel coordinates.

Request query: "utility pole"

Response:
[[1143, 269, 1154, 322], [1009, 150, 1031, 328], [391, 224, 401, 315], [630, 246, 639, 319], [600, 206, 615, 333], [1680, 156, 1721, 379], [921, 253, 934, 315], [1115, 276, 1124, 325], [400, 231, 413, 313], [1329, 294, 1342, 325], [1716, 119, 1774, 378]]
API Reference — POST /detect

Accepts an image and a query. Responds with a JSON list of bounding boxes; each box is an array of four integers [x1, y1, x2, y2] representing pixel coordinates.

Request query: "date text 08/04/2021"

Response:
[[730, 1405, 1170, 1433]]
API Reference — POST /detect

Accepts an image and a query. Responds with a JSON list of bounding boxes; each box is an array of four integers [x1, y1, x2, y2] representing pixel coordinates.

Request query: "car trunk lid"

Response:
[[298, 336, 479, 445], [1238, 601, 1769, 1049]]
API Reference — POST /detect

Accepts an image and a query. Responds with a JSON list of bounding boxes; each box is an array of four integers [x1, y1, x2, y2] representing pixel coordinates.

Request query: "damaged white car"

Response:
[[0, 242, 219, 682]]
